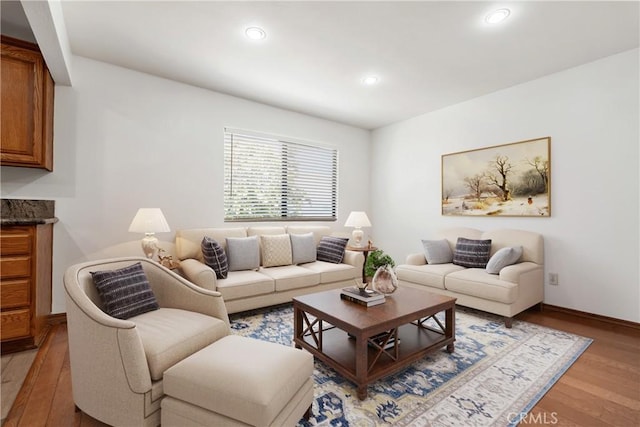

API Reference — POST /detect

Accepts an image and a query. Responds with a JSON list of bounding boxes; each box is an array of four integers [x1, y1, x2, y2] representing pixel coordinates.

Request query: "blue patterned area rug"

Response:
[[229, 304, 591, 427]]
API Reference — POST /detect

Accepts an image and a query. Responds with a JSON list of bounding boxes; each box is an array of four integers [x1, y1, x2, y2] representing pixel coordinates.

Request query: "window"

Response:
[[224, 128, 338, 221]]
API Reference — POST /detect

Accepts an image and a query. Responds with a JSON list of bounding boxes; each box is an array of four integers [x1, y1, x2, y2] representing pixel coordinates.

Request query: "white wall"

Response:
[[0, 56, 371, 313], [371, 49, 639, 323]]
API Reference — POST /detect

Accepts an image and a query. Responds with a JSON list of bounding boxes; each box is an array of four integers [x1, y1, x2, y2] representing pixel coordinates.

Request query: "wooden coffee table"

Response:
[[293, 287, 456, 400]]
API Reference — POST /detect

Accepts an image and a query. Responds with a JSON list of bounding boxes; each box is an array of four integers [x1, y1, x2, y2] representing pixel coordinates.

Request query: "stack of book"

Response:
[[368, 331, 399, 350], [340, 286, 385, 307]]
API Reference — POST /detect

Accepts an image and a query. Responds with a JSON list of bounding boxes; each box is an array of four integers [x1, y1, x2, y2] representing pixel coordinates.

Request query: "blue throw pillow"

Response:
[[226, 235, 260, 271], [201, 236, 228, 279], [91, 262, 159, 320], [290, 232, 317, 264], [317, 236, 349, 264], [453, 238, 492, 268], [486, 246, 523, 274]]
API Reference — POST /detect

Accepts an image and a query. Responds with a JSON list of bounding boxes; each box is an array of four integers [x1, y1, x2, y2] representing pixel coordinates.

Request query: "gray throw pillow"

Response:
[[452, 237, 492, 268], [316, 236, 349, 264], [201, 236, 228, 279], [90, 262, 159, 320], [486, 246, 523, 274], [290, 232, 317, 264], [226, 235, 260, 271], [421, 239, 453, 264]]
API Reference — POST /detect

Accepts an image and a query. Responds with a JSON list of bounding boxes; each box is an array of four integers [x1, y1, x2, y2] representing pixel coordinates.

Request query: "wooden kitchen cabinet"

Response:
[[1, 35, 54, 171], [0, 224, 53, 354]]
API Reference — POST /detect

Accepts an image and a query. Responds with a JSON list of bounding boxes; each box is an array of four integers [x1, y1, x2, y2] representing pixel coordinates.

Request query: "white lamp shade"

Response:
[[128, 208, 170, 234], [344, 211, 371, 228]]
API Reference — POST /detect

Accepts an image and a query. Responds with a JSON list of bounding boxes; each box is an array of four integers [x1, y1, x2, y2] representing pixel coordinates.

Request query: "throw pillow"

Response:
[[226, 235, 260, 271], [201, 236, 228, 279], [90, 262, 159, 320], [290, 232, 317, 264], [317, 236, 349, 264], [260, 234, 293, 267], [452, 237, 492, 268], [486, 246, 523, 274], [421, 239, 453, 264]]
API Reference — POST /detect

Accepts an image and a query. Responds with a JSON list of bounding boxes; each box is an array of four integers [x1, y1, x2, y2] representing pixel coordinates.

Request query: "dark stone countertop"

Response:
[[1, 217, 59, 226], [1, 199, 57, 226]]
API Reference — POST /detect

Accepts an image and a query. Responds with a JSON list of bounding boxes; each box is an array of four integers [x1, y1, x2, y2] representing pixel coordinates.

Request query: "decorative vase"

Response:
[[372, 265, 398, 295]]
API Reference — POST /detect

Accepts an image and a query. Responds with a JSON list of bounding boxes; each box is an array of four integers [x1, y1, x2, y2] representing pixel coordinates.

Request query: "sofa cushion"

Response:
[[132, 308, 229, 381], [445, 269, 518, 304], [163, 335, 313, 426], [259, 265, 320, 291], [226, 236, 260, 271], [290, 232, 317, 264], [396, 263, 466, 289], [453, 238, 492, 268], [486, 246, 523, 274], [300, 260, 358, 283], [317, 236, 349, 264], [260, 234, 293, 267], [215, 270, 275, 301], [90, 262, 159, 320], [421, 239, 453, 264], [201, 237, 228, 279]]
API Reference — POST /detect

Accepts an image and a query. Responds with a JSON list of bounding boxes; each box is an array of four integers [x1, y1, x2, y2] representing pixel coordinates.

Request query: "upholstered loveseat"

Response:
[[396, 227, 544, 327], [175, 226, 364, 314]]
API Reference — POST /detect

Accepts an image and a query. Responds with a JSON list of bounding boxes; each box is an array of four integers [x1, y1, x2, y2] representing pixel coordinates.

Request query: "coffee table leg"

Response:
[[446, 305, 455, 353], [294, 306, 302, 349], [355, 336, 368, 400]]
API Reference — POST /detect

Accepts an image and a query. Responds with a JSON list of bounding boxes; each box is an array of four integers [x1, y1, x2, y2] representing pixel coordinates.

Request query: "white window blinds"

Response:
[[224, 128, 338, 221]]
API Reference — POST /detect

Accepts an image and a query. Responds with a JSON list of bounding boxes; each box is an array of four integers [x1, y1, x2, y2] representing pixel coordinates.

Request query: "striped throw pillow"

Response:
[[201, 237, 228, 279], [453, 238, 492, 268], [91, 262, 159, 320], [317, 236, 349, 264]]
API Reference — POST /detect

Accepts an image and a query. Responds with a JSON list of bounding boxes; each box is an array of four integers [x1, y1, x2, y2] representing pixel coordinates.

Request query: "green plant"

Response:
[[364, 249, 395, 278]]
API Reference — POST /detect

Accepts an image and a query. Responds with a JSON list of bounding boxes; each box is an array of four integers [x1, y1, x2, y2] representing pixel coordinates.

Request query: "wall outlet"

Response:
[[549, 273, 559, 286]]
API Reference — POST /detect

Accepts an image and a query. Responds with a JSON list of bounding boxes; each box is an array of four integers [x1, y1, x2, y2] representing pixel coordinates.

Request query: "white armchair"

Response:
[[64, 256, 230, 426]]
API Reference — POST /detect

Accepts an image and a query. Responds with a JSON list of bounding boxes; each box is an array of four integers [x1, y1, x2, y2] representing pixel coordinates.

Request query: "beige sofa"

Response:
[[396, 227, 544, 327], [176, 225, 364, 314]]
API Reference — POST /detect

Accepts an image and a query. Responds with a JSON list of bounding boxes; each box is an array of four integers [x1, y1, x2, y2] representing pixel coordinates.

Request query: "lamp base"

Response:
[[351, 228, 364, 247], [141, 234, 159, 259]]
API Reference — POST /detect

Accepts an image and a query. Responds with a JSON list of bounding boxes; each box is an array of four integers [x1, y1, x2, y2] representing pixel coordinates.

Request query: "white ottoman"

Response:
[[161, 335, 314, 427]]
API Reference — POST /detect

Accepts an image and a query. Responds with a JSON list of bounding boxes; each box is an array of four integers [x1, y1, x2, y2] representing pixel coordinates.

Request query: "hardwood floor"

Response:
[[3, 308, 639, 426]]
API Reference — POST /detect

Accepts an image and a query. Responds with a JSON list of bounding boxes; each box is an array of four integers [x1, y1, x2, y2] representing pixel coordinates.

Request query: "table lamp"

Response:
[[344, 211, 371, 247], [128, 208, 170, 259]]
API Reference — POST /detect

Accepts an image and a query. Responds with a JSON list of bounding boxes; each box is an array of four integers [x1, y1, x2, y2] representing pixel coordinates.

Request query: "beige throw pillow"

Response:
[[260, 234, 293, 267]]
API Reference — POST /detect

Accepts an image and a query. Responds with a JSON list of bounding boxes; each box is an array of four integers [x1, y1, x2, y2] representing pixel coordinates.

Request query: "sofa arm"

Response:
[[343, 250, 365, 271], [405, 253, 427, 266], [179, 258, 218, 291], [499, 262, 543, 283]]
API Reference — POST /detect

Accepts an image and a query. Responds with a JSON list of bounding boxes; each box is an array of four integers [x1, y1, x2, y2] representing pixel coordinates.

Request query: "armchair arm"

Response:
[[343, 250, 364, 271], [64, 264, 152, 398], [405, 253, 427, 265], [179, 258, 218, 291], [144, 262, 230, 328]]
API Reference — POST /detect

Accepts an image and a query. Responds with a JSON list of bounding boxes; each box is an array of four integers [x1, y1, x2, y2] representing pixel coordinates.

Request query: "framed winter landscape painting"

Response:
[[442, 137, 551, 217]]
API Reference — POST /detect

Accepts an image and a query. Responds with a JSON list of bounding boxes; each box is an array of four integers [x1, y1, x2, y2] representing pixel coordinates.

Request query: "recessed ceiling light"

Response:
[[485, 8, 510, 24], [245, 27, 266, 40], [362, 76, 379, 85]]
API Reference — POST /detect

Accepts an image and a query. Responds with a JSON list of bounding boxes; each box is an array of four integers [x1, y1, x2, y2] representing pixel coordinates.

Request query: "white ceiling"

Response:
[[9, 1, 640, 130]]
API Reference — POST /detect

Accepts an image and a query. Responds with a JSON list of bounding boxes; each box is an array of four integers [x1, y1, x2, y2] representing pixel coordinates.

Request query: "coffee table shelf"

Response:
[[297, 322, 449, 381]]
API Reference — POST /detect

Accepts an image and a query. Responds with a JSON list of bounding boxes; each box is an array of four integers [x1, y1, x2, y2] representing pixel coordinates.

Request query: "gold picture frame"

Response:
[[442, 137, 551, 217]]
